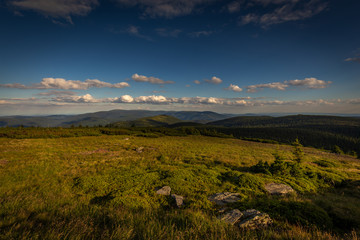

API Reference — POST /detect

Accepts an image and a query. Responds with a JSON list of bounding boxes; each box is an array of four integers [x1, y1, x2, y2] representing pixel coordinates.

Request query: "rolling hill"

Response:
[[0, 110, 233, 127], [208, 114, 360, 127], [110, 115, 183, 127]]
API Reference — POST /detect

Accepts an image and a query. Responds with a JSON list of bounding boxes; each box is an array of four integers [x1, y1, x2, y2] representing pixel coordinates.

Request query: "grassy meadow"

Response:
[[1, 134, 359, 239]]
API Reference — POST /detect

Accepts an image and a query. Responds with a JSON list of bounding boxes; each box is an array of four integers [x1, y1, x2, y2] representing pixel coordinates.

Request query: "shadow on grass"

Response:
[[90, 192, 115, 205]]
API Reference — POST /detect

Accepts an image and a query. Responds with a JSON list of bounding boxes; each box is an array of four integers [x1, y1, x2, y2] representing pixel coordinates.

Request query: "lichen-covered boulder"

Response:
[[236, 209, 273, 229], [218, 208, 273, 229], [218, 209, 243, 225], [265, 182, 295, 196], [171, 194, 184, 208], [156, 186, 171, 196], [208, 192, 241, 205]]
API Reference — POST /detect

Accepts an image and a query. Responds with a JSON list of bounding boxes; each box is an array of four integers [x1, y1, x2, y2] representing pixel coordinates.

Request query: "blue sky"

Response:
[[0, 0, 359, 115]]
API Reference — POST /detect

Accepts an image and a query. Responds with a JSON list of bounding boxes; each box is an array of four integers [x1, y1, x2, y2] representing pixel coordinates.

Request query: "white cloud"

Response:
[[119, 95, 134, 103], [132, 73, 174, 84], [205, 76, 223, 84], [246, 77, 331, 92], [285, 77, 331, 89], [114, 0, 214, 18], [345, 57, 360, 63], [112, 82, 131, 88], [3, 96, 359, 115], [246, 82, 288, 92], [10, 0, 99, 23], [134, 95, 169, 104], [225, 84, 243, 92], [240, 0, 327, 27], [0, 78, 130, 90], [194, 80, 201, 84], [52, 94, 99, 103]]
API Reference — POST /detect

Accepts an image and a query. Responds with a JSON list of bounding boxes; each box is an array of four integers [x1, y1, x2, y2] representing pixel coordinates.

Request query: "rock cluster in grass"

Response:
[[264, 182, 295, 196], [208, 192, 241, 205], [209, 192, 272, 229], [218, 209, 273, 229], [156, 186, 184, 208]]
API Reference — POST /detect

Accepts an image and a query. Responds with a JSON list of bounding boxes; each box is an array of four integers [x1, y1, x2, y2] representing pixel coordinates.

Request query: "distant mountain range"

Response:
[[110, 115, 183, 128], [1, 109, 360, 128], [0, 110, 235, 127], [208, 115, 360, 128]]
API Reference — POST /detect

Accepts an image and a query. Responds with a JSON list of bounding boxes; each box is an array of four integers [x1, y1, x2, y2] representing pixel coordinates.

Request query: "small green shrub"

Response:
[[332, 145, 344, 155]]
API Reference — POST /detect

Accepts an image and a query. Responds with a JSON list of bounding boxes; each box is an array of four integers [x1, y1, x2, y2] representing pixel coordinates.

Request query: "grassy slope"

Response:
[[0, 135, 359, 239]]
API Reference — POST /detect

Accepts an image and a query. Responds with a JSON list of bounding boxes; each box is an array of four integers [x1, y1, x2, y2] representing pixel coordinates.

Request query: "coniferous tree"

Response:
[[293, 138, 304, 163]]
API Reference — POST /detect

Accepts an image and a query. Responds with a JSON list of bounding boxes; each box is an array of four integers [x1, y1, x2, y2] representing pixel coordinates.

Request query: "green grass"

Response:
[[0, 135, 359, 239]]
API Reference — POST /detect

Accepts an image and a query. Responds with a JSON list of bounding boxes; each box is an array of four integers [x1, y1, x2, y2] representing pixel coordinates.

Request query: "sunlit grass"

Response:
[[0, 135, 359, 239]]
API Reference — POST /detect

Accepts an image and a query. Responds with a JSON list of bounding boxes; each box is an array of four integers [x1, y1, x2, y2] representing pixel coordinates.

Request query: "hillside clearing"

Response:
[[0, 135, 359, 239]]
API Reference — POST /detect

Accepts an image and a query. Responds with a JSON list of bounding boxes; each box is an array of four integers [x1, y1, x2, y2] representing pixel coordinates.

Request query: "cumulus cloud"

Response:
[[205, 76, 223, 84], [246, 77, 331, 92], [285, 77, 331, 89], [132, 73, 174, 84], [112, 95, 172, 104], [225, 84, 243, 92], [114, 0, 214, 18], [0, 78, 130, 90], [246, 82, 288, 92], [118, 95, 134, 103], [134, 95, 171, 104], [52, 94, 100, 103], [9, 0, 99, 23], [194, 80, 201, 84], [345, 57, 360, 63], [240, 0, 327, 27]]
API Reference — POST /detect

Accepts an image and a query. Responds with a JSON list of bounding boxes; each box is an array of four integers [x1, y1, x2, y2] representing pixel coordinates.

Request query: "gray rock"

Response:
[[265, 183, 295, 196], [218, 209, 243, 225], [218, 208, 273, 229], [236, 209, 273, 229], [208, 192, 241, 205], [241, 209, 262, 218], [171, 194, 184, 208], [136, 147, 144, 153], [156, 186, 171, 196]]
